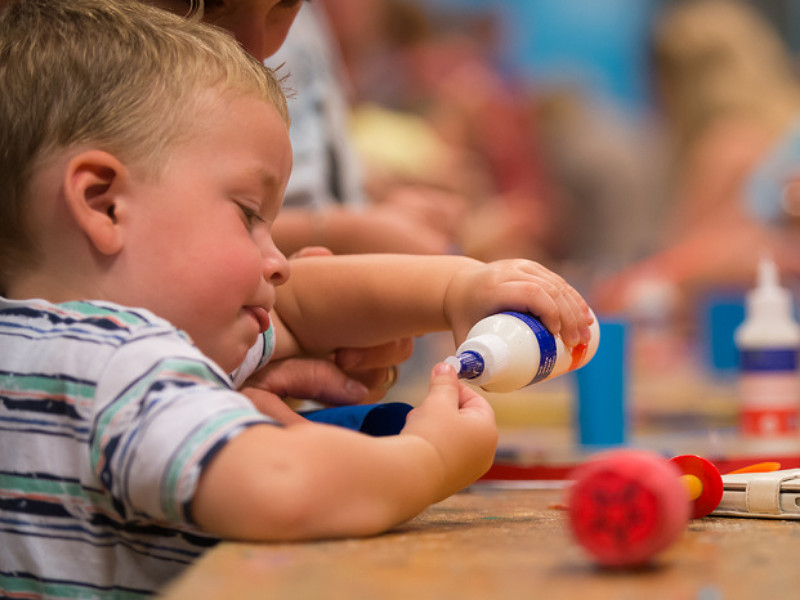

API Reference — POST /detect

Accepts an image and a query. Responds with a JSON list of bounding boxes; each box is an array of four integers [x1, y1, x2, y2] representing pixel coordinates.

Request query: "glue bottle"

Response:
[[444, 311, 600, 393], [734, 255, 800, 448]]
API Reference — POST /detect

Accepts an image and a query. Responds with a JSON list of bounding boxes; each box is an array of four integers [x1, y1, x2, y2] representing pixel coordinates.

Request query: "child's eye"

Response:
[[237, 203, 266, 229]]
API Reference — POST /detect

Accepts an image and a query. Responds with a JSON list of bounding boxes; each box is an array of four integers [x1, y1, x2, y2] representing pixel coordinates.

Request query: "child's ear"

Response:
[[62, 150, 130, 255]]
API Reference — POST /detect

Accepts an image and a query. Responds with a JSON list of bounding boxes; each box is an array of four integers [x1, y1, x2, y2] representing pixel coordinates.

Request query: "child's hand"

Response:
[[401, 363, 498, 498], [444, 259, 593, 348]]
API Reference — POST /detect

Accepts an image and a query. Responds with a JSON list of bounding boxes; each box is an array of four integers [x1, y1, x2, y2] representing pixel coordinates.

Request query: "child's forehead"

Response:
[[206, 84, 290, 128], [178, 91, 292, 168], [117, 98, 287, 188]]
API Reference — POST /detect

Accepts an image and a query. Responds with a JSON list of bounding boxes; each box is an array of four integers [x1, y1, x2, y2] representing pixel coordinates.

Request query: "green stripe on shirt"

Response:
[[0, 574, 151, 600], [162, 408, 261, 522]]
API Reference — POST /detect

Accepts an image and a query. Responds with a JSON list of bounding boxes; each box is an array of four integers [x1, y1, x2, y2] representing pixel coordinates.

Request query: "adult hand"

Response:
[[274, 204, 462, 257], [243, 336, 414, 413], [243, 338, 414, 405], [334, 336, 415, 401], [380, 184, 468, 246]]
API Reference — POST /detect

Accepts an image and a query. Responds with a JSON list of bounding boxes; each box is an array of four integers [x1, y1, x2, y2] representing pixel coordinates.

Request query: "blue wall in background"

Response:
[[425, 0, 662, 115]]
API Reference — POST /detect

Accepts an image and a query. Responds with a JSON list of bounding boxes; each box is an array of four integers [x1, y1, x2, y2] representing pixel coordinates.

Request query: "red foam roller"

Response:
[[567, 449, 691, 568], [669, 454, 724, 518]]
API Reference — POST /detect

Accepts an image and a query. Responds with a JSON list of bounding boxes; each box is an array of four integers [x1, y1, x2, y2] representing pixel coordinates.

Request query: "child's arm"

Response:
[[191, 363, 497, 541], [272, 254, 592, 360]]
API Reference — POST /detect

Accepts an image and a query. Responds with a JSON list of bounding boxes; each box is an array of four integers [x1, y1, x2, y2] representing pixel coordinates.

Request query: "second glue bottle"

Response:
[[734, 256, 800, 449], [444, 311, 601, 393]]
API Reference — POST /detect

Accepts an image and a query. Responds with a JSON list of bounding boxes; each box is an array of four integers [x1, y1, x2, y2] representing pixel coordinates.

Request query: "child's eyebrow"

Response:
[[238, 166, 282, 195]]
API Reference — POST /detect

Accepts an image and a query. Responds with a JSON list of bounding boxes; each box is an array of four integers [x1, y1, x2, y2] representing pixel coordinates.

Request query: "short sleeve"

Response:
[[91, 326, 275, 524]]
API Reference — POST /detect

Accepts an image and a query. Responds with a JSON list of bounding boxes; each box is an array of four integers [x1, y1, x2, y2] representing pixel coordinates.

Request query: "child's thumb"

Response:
[[428, 362, 460, 401], [432, 361, 458, 381]]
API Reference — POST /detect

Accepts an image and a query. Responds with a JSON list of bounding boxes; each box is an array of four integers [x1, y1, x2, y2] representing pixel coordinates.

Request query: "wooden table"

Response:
[[161, 485, 800, 600], [162, 333, 800, 599]]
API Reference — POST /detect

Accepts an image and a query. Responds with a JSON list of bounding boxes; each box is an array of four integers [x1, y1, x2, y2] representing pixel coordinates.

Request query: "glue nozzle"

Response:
[[748, 252, 791, 318], [444, 351, 485, 380], [444, 355, 462, 374], [757, 253, 780, 289]]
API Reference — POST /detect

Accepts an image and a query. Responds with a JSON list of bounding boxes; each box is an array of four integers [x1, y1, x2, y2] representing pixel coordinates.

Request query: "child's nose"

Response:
[[263, 246, 290, 286]]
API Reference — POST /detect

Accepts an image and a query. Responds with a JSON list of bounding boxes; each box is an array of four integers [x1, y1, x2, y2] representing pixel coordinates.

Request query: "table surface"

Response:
[[162, 335, 800, 599], [161, 485, 800, 600]]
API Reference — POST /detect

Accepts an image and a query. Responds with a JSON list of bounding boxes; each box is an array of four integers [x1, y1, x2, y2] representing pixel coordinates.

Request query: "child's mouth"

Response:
[[245, 306, 271, 333]]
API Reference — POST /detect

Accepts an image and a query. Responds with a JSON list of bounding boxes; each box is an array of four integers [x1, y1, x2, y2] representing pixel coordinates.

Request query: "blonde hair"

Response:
[[653, 0, 800, 151], [0, 0, 289, 290]]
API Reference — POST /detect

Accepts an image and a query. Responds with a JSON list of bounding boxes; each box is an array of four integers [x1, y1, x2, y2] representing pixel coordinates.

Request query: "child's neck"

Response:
[[4, 269, 98, 303]]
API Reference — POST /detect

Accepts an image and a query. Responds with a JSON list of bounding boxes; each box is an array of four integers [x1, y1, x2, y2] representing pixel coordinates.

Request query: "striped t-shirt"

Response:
[[0, 297, 276, 598]]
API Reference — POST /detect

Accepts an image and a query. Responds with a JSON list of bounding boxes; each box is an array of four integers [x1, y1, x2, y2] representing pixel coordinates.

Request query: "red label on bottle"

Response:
[[740, 407, 798, 436]]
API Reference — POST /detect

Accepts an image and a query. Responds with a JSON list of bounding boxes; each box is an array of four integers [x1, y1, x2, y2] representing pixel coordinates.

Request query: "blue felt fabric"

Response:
[[301, 402, 413, 436]]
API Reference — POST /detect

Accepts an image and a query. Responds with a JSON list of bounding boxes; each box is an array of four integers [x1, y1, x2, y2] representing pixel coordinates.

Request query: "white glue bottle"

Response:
[[444, 311, 600, 393], [734, 255, 800, 449]]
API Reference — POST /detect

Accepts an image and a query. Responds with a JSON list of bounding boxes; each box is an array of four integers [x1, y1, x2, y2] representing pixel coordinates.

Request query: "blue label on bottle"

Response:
[[740, 348, 798, 372], [458, 350, 485, 380], [502, 311, 557, 384]]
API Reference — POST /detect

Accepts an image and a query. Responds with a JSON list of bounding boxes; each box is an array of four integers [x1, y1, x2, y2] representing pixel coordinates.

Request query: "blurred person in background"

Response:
[[265, 2, 468, 257], [320, 0, 567, 263], [593, 0, 800, 321]]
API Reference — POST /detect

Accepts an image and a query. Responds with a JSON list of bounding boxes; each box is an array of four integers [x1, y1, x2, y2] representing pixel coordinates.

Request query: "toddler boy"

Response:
[[0, 1, 592, 597]]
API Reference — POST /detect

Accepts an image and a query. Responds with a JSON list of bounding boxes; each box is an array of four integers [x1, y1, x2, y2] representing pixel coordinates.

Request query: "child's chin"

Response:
[[216, 343, 252, 375]]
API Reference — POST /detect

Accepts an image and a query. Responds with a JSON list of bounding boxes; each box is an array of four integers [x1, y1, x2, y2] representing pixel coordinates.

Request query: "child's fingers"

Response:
[[456, 381, 495, 419], [430, 361, 460, 401], [427, 362, 484, 412], [557, 288, 593, 347], [514, 280, 587, 348], [432, 362, 495, 420], [519, 270, 591, 347], [403, 362, 462, 430]]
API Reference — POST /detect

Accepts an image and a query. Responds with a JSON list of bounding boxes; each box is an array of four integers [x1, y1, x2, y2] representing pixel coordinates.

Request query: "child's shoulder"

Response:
[[0, 297, 188, 345]]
